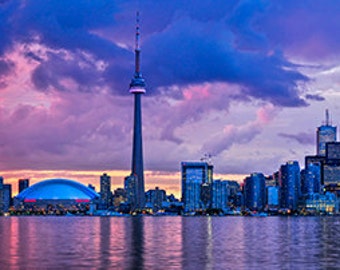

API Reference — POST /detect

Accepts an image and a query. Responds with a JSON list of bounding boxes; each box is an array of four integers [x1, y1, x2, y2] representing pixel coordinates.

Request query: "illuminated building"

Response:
[[129, 12, 146, 210], [0, 176, 3, 211], [0, 177, 12, 213], [112, 188, 127, 209], [244, 173, 266, 211], [18, 179, 30, 193], [14, 178, 99, 207], [279, 161, 301, 211], [181, 161, 213, 212], [317, 109, 336, 156], [124, 174, 138, 211], [224, 180, 242, 208], [323, 142, 340, 185], [267, 186, 280, 209], [211, 180, 228, 210], [304, 192, 337, 213], [145, 187, 166, 212], [301, 163, 321, 197], [100, 173, 112, 209]]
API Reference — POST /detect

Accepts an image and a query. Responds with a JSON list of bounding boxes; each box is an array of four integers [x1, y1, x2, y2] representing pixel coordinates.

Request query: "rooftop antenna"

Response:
[[200, 153, 214, 165], [326, 109, 330, 126]]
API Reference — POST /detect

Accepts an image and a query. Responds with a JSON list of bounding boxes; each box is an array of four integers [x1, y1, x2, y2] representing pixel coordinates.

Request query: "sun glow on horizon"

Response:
[[0, 169, 245, 199]]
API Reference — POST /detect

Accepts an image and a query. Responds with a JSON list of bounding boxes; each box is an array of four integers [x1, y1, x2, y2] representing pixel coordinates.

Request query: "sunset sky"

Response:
[[1, 1, 340, 197]]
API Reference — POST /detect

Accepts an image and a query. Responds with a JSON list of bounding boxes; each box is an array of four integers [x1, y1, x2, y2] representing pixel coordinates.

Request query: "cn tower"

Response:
[[129, 12, 146, 209]]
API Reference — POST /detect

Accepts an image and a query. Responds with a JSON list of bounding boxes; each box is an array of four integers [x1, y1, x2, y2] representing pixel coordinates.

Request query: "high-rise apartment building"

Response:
[[267, 186, 280, 209], [244, 173, 266, 211], [211, 180, 228, 210], [317, 109, 336, 156], [0, 177, 12, 213], [145, 187, 166, 212], [2, 184, 12, 212], [181, 161, 213, 212], [279, 161, 301, 210], [323, 142, 340, 185], [100, 173, 111, 209], [18, 179, 30, 194], [301, 163, 321, 196], [124, 174, 138, 211]]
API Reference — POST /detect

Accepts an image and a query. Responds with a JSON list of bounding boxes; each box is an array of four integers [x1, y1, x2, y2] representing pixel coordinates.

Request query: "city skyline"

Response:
[[1, 1, 340, 196]]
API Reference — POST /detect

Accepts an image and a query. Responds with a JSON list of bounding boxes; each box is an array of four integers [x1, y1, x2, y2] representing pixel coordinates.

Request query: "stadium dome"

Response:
[[16, 178, 99, 203]]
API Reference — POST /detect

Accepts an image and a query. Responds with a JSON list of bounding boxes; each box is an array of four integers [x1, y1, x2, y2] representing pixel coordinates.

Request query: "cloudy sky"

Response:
[[1, 0, 340, 195]]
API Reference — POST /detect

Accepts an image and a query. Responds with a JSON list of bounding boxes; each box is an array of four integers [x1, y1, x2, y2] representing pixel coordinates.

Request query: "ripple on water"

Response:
[[0, 216, 340, 269]]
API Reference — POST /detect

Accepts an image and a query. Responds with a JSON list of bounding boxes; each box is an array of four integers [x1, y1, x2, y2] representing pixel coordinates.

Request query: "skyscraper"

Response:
[[244, 173, 266, 211], [301, 163, 321, 196], [100, 173, 112, 209], [124, 174, 138, 211], [181, 161, 213, 212], [324, 142, 340, 185], [0, 177, 12, 213], [18, 179, 30, 194], [129, 12, 146, 210], [2, 184, 12, 212], [317, 109, 336, 156], [279, 161, 301, 211], [145, 187, 166, 212], [211, 180, 228, 210]]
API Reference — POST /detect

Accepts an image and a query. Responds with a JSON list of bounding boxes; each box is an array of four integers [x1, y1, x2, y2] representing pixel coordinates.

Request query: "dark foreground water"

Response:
[[1, 216, 340, 269]]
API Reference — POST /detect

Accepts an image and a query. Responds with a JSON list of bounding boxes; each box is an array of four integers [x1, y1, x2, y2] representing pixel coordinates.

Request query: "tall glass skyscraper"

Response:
[[244, 173, 266, 211], [18, 179, 30, 194], [211, 180, 228, 210], [100, 173, 111, 209], [279, 161, 301, 210], [181, 162, 213, 212], [301, 163, 321, 196], [317, 109, 336, 156]]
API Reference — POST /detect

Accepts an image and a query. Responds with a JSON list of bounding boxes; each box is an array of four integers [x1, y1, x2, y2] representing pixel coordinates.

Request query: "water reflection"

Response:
[[126, 217, 145, 269], [181, 217, 213, 269], [1, 217, 340, 269]]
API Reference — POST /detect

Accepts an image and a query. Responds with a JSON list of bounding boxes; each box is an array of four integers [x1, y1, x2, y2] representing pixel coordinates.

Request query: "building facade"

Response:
[[244, 173, 266, 211], [211, 180, 228, 210], [317, 110, 336, 156], [145, 187, 167, 212], [18, 179, 30, 194], [100, 173, 112, 209], [181, 161, 213, 212], [267, 186, 280, 209], [301, 163, 321, 197], [279, 161, 301, 211], [124, 174, 138, 211], [323, 142, 340, 185]]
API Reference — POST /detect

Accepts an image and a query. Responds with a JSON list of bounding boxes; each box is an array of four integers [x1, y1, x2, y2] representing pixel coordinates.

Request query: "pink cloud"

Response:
[[202, 104, 279, 155], [0, 90, 133, 171]]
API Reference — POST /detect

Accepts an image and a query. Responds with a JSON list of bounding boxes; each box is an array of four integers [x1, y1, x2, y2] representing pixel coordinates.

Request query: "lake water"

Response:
[[0, 216, 340, 269]]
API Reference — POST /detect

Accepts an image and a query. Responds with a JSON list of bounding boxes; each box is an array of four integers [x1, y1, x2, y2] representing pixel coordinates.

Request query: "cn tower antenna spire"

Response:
[[135, 11, 141, 74], [129, 11, 145, 94], [326, 109, 329, 126], [129, 10, 146, 210]]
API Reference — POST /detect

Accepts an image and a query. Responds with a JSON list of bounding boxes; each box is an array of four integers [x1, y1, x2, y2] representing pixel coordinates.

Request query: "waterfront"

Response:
[[0, 216, 340, 269]]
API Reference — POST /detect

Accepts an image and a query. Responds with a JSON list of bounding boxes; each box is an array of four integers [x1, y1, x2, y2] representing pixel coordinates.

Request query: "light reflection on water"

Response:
[[0, 216, 340, 269]]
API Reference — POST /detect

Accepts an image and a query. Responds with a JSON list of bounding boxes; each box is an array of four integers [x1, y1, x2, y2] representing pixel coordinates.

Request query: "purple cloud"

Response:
[[305, 94, 325, 102], [278, 132, 315, 145], [0, 1, 338, 174], [202, 104, 278, 155], [0, 0, 310, 105]]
